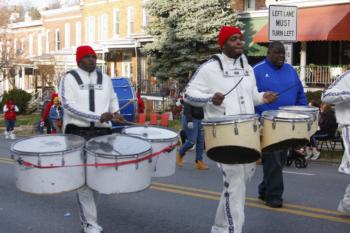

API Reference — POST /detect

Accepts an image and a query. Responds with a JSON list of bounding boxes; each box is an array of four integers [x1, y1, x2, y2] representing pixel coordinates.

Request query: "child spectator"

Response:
[[3, 98, 19, 140]]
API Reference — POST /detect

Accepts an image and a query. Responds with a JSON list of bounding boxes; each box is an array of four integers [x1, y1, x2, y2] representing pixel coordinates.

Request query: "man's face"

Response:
[[79, 55, 97, 73], [222, 34, 244, 58], [267, 46, 285, 68]]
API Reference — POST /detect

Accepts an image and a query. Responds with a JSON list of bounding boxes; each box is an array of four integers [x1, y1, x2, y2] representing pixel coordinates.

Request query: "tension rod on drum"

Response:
[[115, 99, 135, 113]]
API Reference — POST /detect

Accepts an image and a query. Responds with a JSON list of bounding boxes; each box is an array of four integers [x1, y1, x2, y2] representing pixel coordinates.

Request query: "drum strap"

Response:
[[211, 55, 244, 71], [67, 70, 103, 128]]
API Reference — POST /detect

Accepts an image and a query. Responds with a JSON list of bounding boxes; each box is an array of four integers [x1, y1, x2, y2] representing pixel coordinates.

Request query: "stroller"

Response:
[[286, 147, 308, 168]]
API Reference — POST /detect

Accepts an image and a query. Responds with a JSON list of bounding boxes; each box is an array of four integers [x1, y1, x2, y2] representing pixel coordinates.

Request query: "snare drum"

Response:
[[279, 106, 319, 135], [11, 135, 85, 195], [122, 126, 178, 177], [85, 134, 152, 194], [202, 114, 261, 164], [261, 110, 312, 152]]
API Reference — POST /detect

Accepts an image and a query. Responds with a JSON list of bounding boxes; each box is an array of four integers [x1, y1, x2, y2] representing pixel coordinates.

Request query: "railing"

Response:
[[295, 65, 349, 88]]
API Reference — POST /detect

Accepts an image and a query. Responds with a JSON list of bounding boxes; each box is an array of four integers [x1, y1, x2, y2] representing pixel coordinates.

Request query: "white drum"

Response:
[[85, 134, 152, 194], [279, 105, 319, 136], [122, 126, 178, 177], [202, 114, 261, 164], [11, 135, 85, 195], [261, 110, 312, 152]]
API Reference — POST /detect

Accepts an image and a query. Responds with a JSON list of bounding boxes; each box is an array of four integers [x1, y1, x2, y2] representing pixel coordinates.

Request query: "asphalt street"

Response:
[[0, 136, 349, 233]]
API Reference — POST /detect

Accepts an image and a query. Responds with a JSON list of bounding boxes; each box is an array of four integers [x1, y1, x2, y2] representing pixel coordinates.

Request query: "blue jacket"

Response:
[[49, 106, 63, 120], [253, 59, 307, 115]]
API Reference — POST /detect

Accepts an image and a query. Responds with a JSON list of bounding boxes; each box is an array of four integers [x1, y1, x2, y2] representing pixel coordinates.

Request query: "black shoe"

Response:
[[258, 195, 265, 202], [265, 199, 283, 208]]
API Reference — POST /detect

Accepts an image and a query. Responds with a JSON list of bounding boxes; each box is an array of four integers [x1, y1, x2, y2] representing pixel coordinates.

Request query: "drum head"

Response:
[[85, 134, 151, 157], [279, 105, 319, 114], [11, 135, 85, 155], [203, 114, 258, 125], [262, 110, 311, 121], [207, 146, 260, 164], [122, 126, 178, 142]]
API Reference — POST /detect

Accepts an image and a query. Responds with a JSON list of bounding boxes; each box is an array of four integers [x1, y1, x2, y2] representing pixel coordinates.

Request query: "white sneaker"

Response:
[[4, 131, 9, 139], [311, 148, 320, 160], [337, 200, 350, 214], [9, 131, 16, 140], [83, 224, 103, 233], [305, 147, 313, 159], [211, 225, 229, 233]]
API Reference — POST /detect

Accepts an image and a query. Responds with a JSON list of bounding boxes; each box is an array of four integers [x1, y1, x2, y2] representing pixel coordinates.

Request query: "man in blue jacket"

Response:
[[254, 41, 307, 208]]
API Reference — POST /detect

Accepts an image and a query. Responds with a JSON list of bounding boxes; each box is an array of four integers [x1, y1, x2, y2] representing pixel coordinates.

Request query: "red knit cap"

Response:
[[218, 26, 242, 48], [76, 45, 97, 64]]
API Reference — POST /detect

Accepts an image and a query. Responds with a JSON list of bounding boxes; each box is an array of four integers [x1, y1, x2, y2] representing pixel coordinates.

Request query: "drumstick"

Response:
[[115, 99, 135, 113], [224, 77, 244, 97], [124, 120, 144, 126], [277, 83, 299, 96]]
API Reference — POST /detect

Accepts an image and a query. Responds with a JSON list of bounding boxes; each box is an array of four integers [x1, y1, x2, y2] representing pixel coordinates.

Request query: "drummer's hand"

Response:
[[263, 91, 278, 103], [212, 92, 225, 106], [113, 112, 126, 124], [100, 112, 114, 123]]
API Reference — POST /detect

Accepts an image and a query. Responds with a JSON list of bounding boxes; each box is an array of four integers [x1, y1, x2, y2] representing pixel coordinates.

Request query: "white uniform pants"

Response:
[[77, 185, 100, 228], [211, 162, 256, 233], [338, 126, 350, 213]]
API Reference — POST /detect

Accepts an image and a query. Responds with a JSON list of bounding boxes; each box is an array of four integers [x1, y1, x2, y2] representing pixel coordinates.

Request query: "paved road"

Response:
[[0, 136, 349, 233]]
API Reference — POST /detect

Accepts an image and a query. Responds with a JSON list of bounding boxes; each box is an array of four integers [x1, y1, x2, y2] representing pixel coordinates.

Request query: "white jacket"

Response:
[[321, 70, 350, 125], [59, 68, 119, 130], [185, 53, 265, 118]]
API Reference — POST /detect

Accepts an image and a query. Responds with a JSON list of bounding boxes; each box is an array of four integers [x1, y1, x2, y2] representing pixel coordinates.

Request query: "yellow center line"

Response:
[[151, 182, 350, 220]]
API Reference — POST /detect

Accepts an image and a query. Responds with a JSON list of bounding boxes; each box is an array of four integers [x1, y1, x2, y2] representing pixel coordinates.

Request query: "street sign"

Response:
[[269, 5, 298, 42]]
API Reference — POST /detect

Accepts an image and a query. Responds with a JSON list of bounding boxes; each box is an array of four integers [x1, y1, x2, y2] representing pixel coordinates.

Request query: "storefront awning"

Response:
[[253, 4, 350, 43]]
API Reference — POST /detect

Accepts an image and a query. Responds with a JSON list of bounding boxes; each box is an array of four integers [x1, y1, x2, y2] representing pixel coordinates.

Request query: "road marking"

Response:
[[151, 182, 350, 224], [283, 170, 315, 176]]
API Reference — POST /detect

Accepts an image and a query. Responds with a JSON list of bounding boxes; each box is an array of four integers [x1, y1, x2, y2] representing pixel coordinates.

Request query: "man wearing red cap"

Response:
[[59, 45, 124, 233], [185, 26, 277, 233]]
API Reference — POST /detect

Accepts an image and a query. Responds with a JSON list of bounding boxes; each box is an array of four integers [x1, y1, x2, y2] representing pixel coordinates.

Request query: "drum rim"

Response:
[[202, 114, 259, 125], [84, 133, 152, 157], [279, 105, 319, 112], [121, 125, 178, 142], [262, 110, 312, 121], [10, 134, 85, 156]]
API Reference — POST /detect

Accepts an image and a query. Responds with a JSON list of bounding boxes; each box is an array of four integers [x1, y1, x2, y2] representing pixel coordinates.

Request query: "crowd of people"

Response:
[[2, 25, 350, 233]]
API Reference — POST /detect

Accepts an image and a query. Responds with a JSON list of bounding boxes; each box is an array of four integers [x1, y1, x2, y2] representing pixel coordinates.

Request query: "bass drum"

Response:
[[111, 78, 137, 130], [11, 135, 85, 195], [85, 134, 152, 194]]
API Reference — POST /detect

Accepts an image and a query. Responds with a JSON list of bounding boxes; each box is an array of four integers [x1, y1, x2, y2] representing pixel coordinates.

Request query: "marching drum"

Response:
[[122, 126, 178, 177], [279, 106, 319, 136], [11, 135, 85, 195], [261, 110, 312, 152], [202, 114, 261, 164], [85, 134, 152, 194]]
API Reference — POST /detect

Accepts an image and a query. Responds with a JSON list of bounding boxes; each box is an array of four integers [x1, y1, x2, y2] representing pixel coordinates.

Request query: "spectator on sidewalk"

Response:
[[40, 92, 58, 134], [49, 96, 64, 134], [3, 98, 19, 140]]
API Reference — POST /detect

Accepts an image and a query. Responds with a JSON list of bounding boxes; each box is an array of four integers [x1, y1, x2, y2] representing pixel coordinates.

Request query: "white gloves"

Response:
[[187, 122, 194, 129]]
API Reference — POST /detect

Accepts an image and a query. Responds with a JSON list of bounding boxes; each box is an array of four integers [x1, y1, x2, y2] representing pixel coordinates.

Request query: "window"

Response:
[[13, 39, 17, 57], [55, 29, 60, 51], [76, 21, 81, 46], [29, 33, 33, 56], [100, 14, 108, 41], [113, 9, 120, 37], [37, 32, 42, 56], [127, 7, 134, 35], [46, 30, 50, 53], [142, 8, 149, 29], [87, 16, 96, 43], [244, 0, 256, 11], [64, 23, 70, 48]]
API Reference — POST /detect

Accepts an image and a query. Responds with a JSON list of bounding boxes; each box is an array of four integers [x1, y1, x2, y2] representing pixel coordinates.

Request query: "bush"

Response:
[[1, 89, 32, 114]]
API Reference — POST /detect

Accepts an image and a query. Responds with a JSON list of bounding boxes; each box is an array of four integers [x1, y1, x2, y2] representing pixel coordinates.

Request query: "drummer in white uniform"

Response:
[[322, 69, 350, 214], [185, 26, 277, 233], [59, 45, 125, 233]]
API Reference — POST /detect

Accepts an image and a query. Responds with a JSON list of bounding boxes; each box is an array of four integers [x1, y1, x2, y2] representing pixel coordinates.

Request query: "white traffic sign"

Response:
[[269, 5, 298, 42]]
